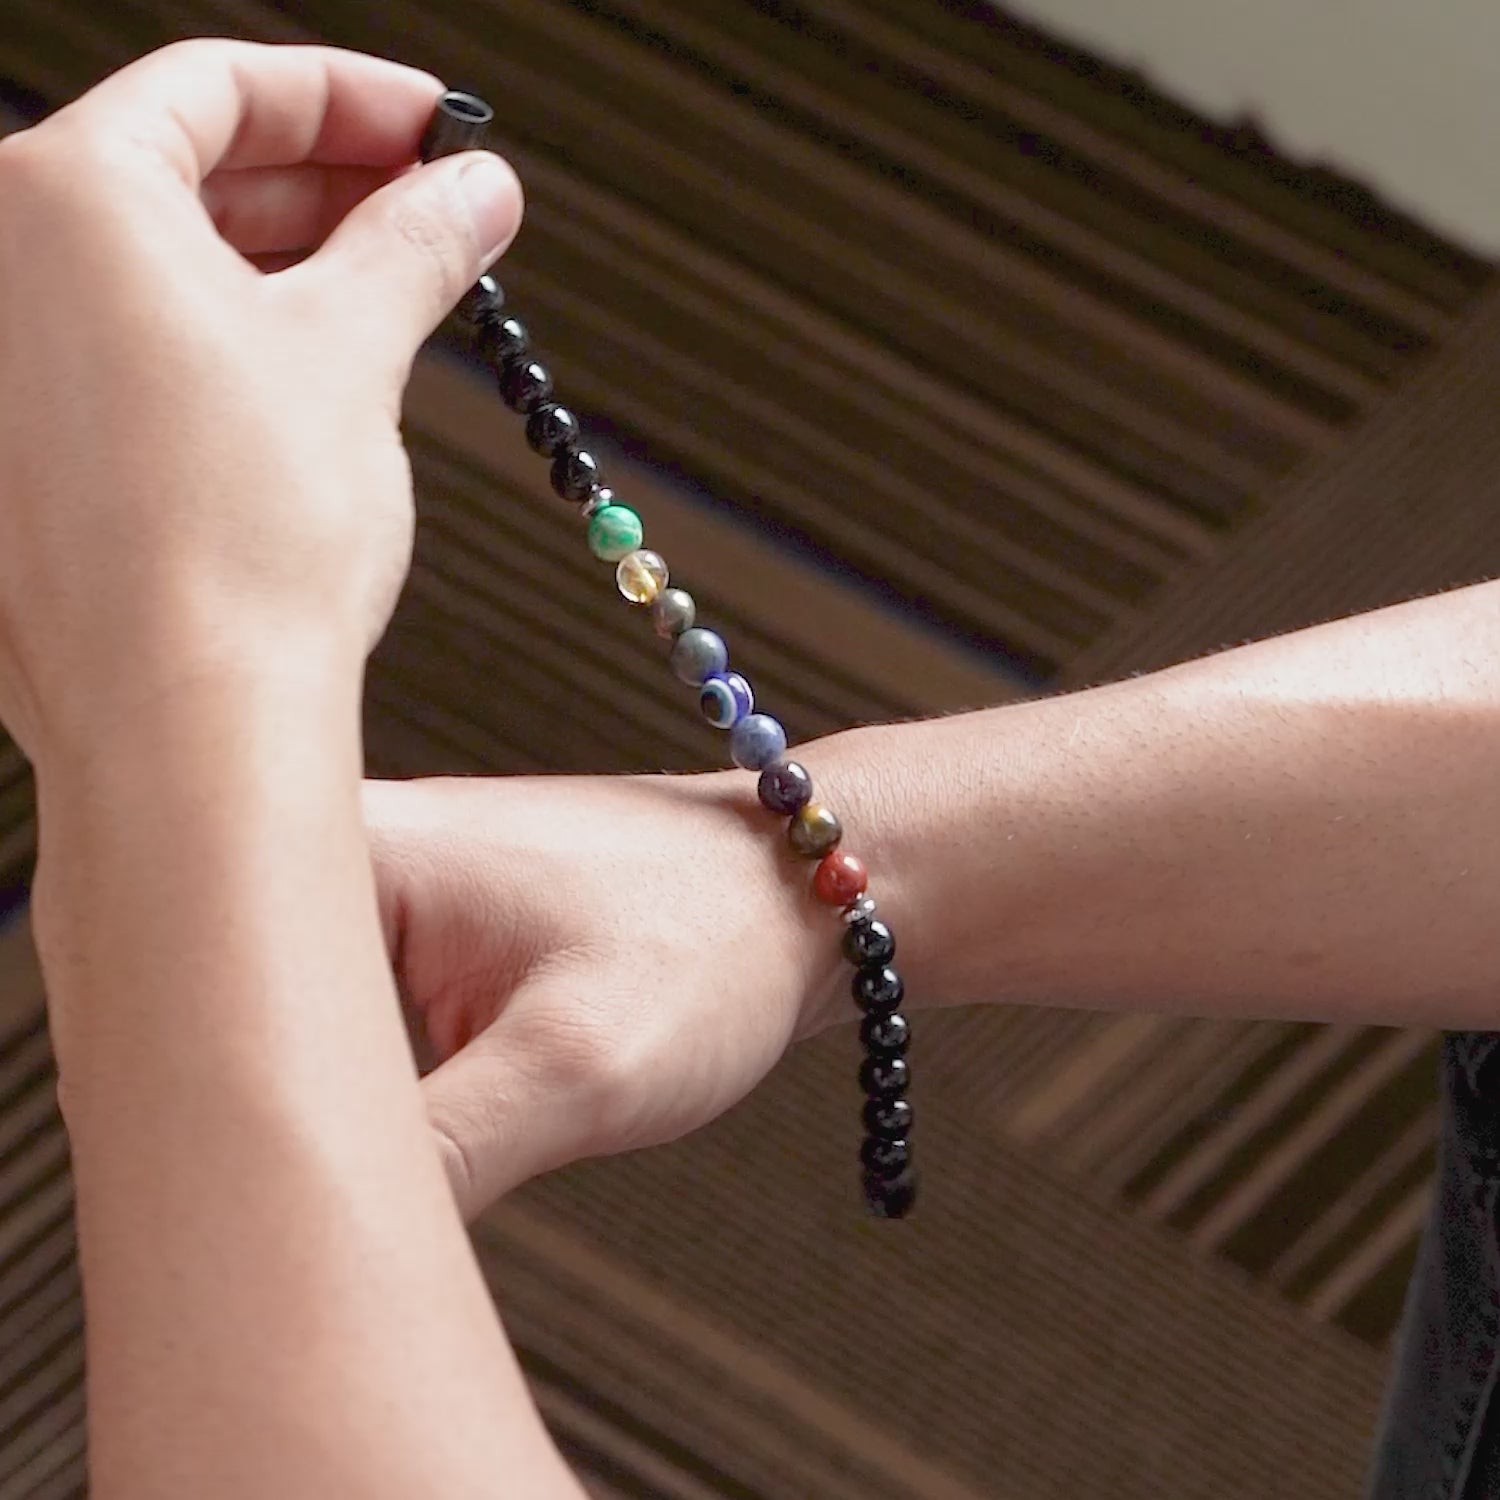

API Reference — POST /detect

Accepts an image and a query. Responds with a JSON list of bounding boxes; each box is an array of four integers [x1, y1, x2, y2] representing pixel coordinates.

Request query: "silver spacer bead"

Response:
[[842, 894, 878, 924], [579, 489, 612, 521]]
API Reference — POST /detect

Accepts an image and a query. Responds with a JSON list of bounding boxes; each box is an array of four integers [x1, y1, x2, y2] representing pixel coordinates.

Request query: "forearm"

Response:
[[34, 665, 576, 1499], [810, 580, 1500, 1028]]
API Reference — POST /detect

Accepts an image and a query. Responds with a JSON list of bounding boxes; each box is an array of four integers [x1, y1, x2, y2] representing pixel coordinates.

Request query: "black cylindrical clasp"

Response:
[[419, 91, 495, 162]]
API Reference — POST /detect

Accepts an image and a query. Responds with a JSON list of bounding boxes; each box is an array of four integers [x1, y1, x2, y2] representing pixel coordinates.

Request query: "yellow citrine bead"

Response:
[[615, 549, 669, 605]]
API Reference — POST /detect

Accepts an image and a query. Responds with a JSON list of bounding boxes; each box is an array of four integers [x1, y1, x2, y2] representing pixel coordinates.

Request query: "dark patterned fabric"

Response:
[[1370, 1036, 1500, 1498]]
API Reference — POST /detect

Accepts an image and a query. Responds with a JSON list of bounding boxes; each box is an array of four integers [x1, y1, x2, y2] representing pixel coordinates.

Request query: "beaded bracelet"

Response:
[[422, 92, 915, 1218]]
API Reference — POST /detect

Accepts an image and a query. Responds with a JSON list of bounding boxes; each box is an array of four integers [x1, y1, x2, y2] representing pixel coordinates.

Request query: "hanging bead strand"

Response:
[[425, 91, 914, 1217]]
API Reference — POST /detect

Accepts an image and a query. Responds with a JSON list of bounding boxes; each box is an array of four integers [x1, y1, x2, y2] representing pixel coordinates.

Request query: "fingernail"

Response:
[[458, 152, 523, 264]]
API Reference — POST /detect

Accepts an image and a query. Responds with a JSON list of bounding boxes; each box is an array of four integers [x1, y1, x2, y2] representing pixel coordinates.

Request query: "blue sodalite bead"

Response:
[[699, 672, 754, 729], [670, 627, 728, 685], [730, 712, 787, 771]]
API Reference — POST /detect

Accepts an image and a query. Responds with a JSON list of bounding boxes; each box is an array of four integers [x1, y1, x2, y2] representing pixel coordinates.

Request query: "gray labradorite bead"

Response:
[[653, 587, 697, 639], [670, 626, 728, 685]]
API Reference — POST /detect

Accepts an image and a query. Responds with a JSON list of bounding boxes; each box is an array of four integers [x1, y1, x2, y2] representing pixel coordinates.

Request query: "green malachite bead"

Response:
[[587, 504, 644, 562]]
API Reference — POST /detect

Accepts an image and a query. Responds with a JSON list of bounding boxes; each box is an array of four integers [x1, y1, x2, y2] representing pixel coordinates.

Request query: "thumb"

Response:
[[298, 149, 522, 364], [420, 998, 606, 1220]]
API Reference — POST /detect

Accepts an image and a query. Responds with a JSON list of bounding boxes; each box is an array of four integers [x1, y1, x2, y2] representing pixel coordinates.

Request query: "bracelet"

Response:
[[422, 92, 915, 1218]]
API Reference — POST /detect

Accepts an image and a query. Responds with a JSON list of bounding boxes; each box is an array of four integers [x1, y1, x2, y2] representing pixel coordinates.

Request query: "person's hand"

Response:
[[364, 769, 855, 1217], [0, 41, 522, 764]]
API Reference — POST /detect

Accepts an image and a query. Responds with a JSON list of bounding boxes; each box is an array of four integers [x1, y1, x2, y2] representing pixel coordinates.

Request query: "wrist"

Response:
[[15, 582, 370, 778], [32, 631, 364, 794], [666, 764, 847, 1039], [695, 720, 937, 1037], [33, 652, 366, 965], [793, 722, 924, 1018], [797, 711, 1034, 1014]]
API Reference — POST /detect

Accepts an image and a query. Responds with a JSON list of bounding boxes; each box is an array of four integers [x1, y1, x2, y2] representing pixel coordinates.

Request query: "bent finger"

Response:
[[421, 1040, 583, 1220], [291, 147, 522, 367], [66, 40, 442, 186], [203, 161, 404, 256]]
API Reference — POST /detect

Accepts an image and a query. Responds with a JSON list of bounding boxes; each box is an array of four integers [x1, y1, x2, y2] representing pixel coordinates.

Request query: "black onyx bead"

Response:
[[852, 964, 904, 1014], [551, 448, 600, 502], [500, 358, 553, 414], [480, 314, 529, 365], [526, 404, 580, 457], [860, 1010, 910, 1058], [860, 1135, 911, 1179], [859, 1054, 909, 1099], [458, 272, 504, 327], [863, 1096, 913, 1140], [757, 760, 813, 816], [842, 917, 895, 969], [864, 1171, 917, 1219]]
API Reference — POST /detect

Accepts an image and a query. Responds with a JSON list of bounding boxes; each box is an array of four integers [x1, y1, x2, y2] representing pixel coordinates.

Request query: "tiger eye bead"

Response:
[[652, 588, 696, 639], [814, 850, 868, 907], [587, 504, 645, 562], [615, 549, 669, 605], [788, 801, 842, 859]]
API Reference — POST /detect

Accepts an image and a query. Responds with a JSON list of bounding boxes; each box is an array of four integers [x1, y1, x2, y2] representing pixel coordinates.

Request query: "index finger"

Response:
[[62, 39, 445, 186]]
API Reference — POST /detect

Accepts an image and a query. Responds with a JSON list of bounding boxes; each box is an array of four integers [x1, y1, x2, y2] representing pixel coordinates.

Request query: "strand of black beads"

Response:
[[847, 908, 915, 1218], [425, 90, 913, 1218], [759, 758, 916, 1219]]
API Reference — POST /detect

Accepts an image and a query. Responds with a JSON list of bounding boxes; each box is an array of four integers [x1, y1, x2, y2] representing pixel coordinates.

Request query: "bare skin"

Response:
[[369, 580, 1500, 1213], [2, 40, 581, 1500], [7, 33, 1493, 1497]]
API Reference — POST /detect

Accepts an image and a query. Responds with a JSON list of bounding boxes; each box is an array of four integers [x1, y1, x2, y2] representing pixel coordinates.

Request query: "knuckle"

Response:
[[0, 128, 54, 202], [534, 1011, 627, 1094], [516, 997, 656, 1143], [0, 116, 143, 222], [152, 36, 215, 66], [153, 35, 250, 73]]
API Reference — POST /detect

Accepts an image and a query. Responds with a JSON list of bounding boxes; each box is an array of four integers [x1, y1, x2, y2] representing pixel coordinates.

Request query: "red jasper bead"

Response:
[[814, 850, 868, 908]]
